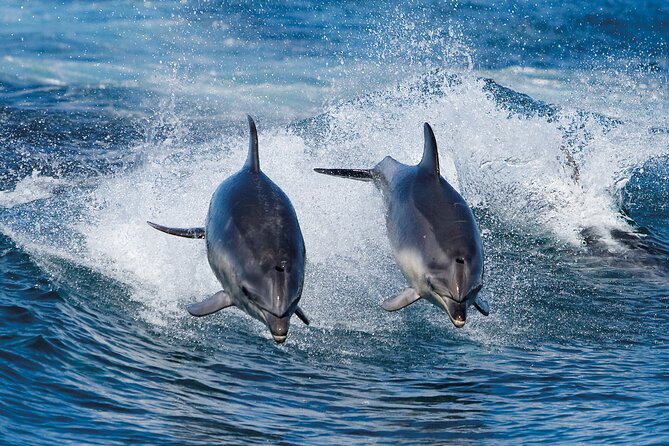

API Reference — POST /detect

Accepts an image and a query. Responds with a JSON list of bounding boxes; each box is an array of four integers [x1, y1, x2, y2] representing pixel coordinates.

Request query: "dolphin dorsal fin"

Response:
[[419, 122, 439, 177], [245, 115, 260, 172]]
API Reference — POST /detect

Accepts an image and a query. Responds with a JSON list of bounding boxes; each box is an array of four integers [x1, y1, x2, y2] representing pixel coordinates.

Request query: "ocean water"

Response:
[[1, 1, 668, 444]]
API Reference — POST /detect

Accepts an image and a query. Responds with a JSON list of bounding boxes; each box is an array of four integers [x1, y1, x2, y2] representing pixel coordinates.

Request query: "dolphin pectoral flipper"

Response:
[[382, 288, 421, 311], [473, 295, 490, 316], [295, 306, 310, 325], [187, 290, 233, 317], [147, 221, 205, 239], [313, 168, 374, 182]]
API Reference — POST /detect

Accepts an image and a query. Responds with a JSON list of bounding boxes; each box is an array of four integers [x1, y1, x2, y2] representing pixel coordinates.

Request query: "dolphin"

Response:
[[314, 123, 488, 327], [148, 116, 309, 343]]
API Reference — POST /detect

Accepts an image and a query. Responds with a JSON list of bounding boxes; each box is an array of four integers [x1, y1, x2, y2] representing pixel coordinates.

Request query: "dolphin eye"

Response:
[[456, 258, 465, 264], [275, 266, 285, 272]]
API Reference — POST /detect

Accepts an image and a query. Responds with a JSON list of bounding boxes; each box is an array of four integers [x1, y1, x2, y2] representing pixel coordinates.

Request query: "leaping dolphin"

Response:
[[148, 116, 309, 343], [314, 123, 488, 327]]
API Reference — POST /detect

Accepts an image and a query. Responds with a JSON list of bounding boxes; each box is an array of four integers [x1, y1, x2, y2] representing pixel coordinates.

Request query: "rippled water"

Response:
[[1, 1, 668, 444]]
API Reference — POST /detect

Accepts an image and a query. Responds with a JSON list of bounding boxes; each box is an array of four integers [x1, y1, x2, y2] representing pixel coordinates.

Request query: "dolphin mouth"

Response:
[[433, 293, 468, 328], [272, 334, 287, 344], [260, 309, 291, 343], [447, 309, 466, 328], [449, 314, 466, 328]]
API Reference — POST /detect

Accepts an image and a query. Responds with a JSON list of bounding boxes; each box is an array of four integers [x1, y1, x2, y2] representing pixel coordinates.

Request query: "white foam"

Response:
[[0, 170, 65, 208], [4, 70, 667, 342]]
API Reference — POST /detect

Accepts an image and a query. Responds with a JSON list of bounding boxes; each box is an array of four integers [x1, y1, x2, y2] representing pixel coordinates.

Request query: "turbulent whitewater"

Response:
[[1, 1, 668, 444]]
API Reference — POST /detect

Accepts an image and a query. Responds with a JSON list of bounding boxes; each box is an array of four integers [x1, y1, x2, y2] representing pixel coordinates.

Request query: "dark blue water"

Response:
[[1, 1, 668, 444]]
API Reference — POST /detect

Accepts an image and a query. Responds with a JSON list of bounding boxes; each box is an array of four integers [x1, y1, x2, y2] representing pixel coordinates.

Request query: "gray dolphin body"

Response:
[[315, 123, 488, 327], [148, 116, 309, 343]]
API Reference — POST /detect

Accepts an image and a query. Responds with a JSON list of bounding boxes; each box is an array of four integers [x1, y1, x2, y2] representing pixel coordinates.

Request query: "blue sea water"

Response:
[[1, 1, 668, 444]]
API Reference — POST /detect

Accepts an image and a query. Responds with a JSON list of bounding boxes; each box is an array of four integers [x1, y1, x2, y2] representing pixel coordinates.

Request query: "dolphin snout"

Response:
[[427, 277, 469, 327], [271, 323, 288, 344], [263, 311, 291, 344], [451, 314, 466, 328], [272, 334, 287, 343], [445, 298, 467, 328]]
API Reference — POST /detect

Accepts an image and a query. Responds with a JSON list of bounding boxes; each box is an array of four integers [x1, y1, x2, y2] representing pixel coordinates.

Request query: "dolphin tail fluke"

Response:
[[147, 221, 205, 239], [418, 122, 440, 176], [295, 306, 310, 325], [187, 290, 234, 317], [313, 168, 374, 182], [473, 295, 490, 316], [245, 115, 260, 172], [381, 288, 421, 311]]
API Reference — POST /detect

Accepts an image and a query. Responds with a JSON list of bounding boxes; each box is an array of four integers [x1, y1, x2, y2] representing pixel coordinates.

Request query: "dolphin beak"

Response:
[[262, 310, 290, 344], [428, 282, 468, 328], [444, 298, 467, 328], [272, 334, 287, 344]]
